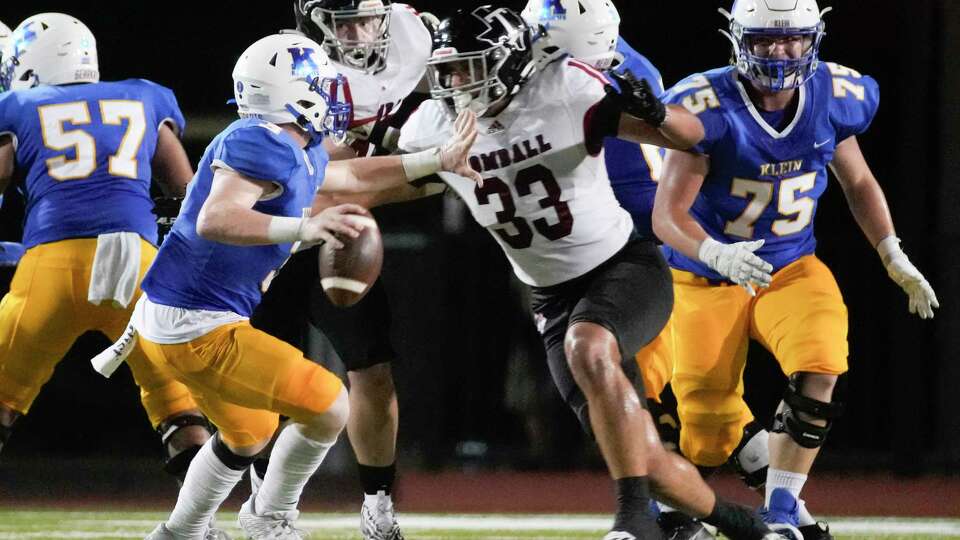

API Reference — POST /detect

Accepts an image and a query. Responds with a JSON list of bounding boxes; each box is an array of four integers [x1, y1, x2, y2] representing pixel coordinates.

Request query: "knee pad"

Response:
[[728, 421, 769, 489], [212, 433, 258, 471], [158, 414, 213, 482], [771, 374, 844, 449], [647, 398, 679, 452]]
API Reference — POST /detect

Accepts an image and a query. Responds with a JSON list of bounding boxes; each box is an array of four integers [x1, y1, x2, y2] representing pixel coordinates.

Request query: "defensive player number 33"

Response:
[[475, 163, 573, 249], [38, 100, 147, 181]]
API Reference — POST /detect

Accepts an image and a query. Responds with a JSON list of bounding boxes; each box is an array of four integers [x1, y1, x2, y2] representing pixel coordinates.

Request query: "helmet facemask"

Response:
[[427, 43, 534, 117], [305, 0, 392, 74], [285, 74, 352, 145]]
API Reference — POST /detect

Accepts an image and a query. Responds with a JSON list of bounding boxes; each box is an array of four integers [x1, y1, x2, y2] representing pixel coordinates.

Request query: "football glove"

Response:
[[698, 237, 773, 296], [604, 68, 667, 128], [876, 235, 939, 319]]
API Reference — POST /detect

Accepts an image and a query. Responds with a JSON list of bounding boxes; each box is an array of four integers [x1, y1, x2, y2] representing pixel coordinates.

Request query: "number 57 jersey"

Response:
[[661, 63, 879, 280], [398, 57, 633, 287], [0, 79, 185, 248]]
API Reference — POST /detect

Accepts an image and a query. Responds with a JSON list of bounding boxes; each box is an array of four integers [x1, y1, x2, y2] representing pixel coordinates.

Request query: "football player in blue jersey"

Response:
[[0, 11, 214, 492], [124, 33, 479, 540], [653, 1, 939, 538]]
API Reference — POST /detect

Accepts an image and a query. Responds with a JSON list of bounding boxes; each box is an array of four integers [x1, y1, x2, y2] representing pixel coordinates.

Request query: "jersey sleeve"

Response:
[[397, 100, 448, 153], [824, 63, 880, 142], [134, 79, 187, 137], [662, 73, 729, 156], [560, 59, 616, 155], [212, 123, 299, 185]]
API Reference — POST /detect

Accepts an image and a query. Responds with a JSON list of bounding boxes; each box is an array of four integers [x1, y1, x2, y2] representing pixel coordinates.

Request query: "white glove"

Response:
[[698, 237, 773, 296], [877, 235, 939, 319]]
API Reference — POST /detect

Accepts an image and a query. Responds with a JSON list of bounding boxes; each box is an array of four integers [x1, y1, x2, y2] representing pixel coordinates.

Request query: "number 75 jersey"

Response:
[[661, 62, 879, 281], [399, 58, 634, 287], [0, 79, 185, 248]]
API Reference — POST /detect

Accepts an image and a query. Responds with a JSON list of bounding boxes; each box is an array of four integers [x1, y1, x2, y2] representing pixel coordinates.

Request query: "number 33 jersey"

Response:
[[399, 57, 633, 287], [660, 63, 879, 281], [0, 79, 185, 248]]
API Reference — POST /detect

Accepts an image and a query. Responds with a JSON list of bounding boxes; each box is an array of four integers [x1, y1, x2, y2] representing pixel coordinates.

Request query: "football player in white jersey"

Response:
[[353, 6, 786, 540], [248, 2, 436, 539]]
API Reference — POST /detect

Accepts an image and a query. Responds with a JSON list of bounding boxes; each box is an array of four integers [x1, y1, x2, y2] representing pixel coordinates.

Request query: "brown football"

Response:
[[318, 212, 383, 307]]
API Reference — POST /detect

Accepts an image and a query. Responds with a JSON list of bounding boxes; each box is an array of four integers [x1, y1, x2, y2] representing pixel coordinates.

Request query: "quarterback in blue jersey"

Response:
[[653, 1, 939, 538], [126, 33, 479, 540], [0, 12, 211, 484]]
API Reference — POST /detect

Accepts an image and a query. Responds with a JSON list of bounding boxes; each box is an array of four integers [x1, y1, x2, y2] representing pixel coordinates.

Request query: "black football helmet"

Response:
[[427, 6, 536, 117], [294, 0, 392, 74]]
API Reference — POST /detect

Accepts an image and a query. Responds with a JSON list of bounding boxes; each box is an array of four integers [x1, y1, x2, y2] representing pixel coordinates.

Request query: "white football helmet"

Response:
[[720, 0, 832, 91], [0, 13, 99, 92], [520, 0, 620, 70], [232, 33, 352, 145]]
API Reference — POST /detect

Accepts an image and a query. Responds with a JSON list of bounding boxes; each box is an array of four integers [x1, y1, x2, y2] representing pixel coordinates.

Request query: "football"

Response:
[[318, 211, 383, 307]]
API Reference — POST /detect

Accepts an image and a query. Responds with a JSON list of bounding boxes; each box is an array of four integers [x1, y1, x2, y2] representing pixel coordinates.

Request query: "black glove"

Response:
[[604, 68, 667, 128]]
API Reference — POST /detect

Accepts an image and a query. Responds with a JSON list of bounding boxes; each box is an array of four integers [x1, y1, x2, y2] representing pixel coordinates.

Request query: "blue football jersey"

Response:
[[141, 119, 328, 317], [0, 79, 186, 248], [604, 37, 666, 239], [660, 62, 879, 280]]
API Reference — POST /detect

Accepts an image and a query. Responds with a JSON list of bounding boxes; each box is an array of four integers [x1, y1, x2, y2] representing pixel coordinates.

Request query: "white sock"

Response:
[[765, 468, 808, 508], [166, 438, 245, 537], [255, 423, 336, 514], [656, 501, 677, 513]]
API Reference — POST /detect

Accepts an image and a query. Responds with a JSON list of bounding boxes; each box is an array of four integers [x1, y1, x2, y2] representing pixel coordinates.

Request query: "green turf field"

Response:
[[1, 511, 959, 539]]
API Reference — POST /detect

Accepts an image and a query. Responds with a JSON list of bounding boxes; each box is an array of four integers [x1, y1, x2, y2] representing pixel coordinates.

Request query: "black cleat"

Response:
[[657, 511, 716, 540], [799, 522, 832, 540]]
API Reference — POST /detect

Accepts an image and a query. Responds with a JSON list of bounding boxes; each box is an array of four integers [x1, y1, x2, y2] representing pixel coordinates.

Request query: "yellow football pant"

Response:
[[637, 255, 849, 466], [138, 321, 344, 448], [0, 238, 197, 427]]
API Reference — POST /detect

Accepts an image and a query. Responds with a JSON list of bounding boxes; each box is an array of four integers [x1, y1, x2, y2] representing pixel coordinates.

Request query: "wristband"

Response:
[[876, 235, 902, 266], [401, 147, 442, 181], [266, 216, 304, 243]]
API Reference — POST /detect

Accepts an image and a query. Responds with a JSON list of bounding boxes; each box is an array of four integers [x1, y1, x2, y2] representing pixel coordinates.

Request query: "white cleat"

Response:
[[145, 523, 231, 540], [361, 490, 405, 540], [602, 532, 637, 540], [238, 496, 308, 539]]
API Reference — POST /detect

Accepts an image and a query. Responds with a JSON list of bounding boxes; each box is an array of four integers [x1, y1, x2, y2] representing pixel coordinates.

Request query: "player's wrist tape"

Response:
[[876, 235, 903, 266], [697, 236, 723, 265], [401, 147, 442, 181], [267, 216, 305, 243]]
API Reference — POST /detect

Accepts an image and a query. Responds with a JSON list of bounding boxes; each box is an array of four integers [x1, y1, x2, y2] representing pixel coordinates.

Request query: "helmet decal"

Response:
[[288, 47, 321, 78]]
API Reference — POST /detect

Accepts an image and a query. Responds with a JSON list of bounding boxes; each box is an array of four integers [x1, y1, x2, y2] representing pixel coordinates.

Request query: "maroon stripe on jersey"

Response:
[[567, 59, 609, 86]]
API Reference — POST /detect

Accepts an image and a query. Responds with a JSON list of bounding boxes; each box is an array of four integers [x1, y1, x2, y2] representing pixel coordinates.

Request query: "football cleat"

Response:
[[361, 490, 405, 540], [602, 532, 637, 540], [760, 488, 804, 540], [798, 522, 832, 540], [145, 523, 231, 540], [238, 496, 308, 539], [657, 511, 716, 540]]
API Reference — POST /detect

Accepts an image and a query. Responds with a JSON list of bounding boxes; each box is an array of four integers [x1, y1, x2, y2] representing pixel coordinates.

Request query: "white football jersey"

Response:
[[339, 3, 431, 147], [399, 58, 633, 287]]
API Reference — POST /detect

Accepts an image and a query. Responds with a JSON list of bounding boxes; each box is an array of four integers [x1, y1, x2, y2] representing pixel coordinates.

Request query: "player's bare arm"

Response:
[[655, 149, 772, 295], [150, 123, 194, 197], [828, 135, 895, 246], [0, 134, 12, 194], [321, 109, 481, 195], [196, 167, 365, 248], [830, 135, 939, 318], [606, 70, 705, 149]]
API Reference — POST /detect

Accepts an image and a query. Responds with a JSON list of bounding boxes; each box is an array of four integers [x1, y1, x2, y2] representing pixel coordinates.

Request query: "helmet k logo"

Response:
[[288, 47, 320, 79], [539, 0, 567, 22]]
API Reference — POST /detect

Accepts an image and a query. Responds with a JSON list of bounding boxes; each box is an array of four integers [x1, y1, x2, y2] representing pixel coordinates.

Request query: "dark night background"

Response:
[[0, 0, 957, 489]]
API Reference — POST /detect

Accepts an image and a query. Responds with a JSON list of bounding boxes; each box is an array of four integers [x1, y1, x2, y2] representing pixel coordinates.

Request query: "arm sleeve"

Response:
[[212, 124, 299, 186], [830, 73, 880, 142], [662, 73, 728, 156]]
